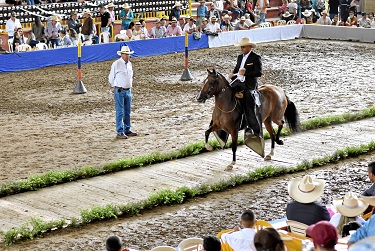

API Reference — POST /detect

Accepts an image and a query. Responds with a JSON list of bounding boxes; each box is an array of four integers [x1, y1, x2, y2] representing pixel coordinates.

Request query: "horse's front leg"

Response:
[[205, 120, 214, 151], [226, 130, 238, 171]]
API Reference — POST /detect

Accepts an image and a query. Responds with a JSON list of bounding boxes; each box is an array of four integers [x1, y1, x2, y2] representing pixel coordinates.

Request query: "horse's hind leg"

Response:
[[205, 124, 214, 151], [264, 117, 275, 161], [226, 130, 238, 171], [275, 120, 284, 145]]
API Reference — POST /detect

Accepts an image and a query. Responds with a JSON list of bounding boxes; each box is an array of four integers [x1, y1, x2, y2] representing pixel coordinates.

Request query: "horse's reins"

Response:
[[213, 74, 238, 114]]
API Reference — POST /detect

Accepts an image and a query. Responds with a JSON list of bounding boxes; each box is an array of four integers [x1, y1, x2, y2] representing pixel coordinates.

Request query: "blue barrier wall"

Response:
[[0, 34, 208, 73]]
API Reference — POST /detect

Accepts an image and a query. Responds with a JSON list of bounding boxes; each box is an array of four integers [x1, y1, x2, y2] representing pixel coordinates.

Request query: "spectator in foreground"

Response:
[[317, 10, 332, 25], [105, 235, 129, 251], [349, 237, 375, 251], [306, 221, 339, 251], [348, 215, 375, 247], [362, 161, 375, 196], [203, 236, 221, 251], [286, 175, 330, 226], [254, 228, 286, 251], [221, 209, 257, 251]]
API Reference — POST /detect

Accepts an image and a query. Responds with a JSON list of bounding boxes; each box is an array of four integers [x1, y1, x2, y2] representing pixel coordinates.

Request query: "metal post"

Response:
[[180, 32, 193, 81], [73, 42, 87, 94]]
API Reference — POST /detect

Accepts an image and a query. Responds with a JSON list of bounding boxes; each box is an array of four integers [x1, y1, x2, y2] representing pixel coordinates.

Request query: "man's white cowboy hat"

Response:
[[83, 9, 92, 15], [302, 10, 312, 17], [223, 14, 232, 19], [234, 37, 257, 48], [173, 1, 182, 7], [287, 175, 325, 203], [321, 9, 328, 15], [107, 2, 114, 8], [333, 192, 369, 217], [51, 15, 60, 22], [282, 11, 292, 17], [122, 3, 131, 9], [360, 195, 375, 206], [199, 0, 206, 2], [240, 16, 246, 21], [117, 46, 134, 56], [210, 16, 217, 21]]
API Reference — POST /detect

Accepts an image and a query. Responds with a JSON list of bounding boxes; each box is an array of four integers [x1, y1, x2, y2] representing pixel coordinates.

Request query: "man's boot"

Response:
[[244, 94, 264, 157]]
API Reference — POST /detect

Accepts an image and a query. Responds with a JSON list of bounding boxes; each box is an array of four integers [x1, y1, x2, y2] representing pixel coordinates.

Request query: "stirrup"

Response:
[[245, 135, 265, 158]]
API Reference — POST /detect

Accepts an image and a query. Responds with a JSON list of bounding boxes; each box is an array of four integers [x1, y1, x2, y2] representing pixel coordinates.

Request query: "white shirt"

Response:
[[240, 51, 251, 69], [214, 0, 224, 11], [6, 18, 22, 37], [317, 16, 332, 25], [221, 228, 256, 251], [108, 58, 133, 88], [206, 22, 221, 32], [183, 23, 196, 34], [330, 213, 365, 229]]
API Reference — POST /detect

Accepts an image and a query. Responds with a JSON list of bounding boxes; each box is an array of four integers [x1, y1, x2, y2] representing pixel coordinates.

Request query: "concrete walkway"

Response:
[[1, 118, 375, 233]]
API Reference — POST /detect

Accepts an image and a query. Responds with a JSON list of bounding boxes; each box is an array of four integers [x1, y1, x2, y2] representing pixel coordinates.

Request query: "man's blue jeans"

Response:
[[260, 13, 266, 22], [114, 88, 132, 134]]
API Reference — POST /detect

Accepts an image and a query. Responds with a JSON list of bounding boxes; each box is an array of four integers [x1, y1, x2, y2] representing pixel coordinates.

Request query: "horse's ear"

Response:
[[212, 68, 216, 74], [207, 69, 213, 74]]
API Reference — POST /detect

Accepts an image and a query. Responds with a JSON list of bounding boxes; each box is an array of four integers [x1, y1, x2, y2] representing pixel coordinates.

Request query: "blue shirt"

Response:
[[119, 9, 134, 26], [197, 5, 208, 17], [349, 214, 375, 243]]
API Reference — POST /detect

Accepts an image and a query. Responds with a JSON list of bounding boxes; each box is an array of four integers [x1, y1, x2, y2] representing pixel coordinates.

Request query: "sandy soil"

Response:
[[0, 39, 374, 185], [5, 154, 374, 251]]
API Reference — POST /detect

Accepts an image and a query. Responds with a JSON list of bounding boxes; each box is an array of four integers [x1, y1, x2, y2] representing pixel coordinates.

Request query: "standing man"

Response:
[[229, 37, 264, 156], [44, 15, 61, 47], [108, 46, 138, 139], [99, 5, 111, 33], [328, 0, 340, 20], [6, 12, 22, 39], [67, 11, 82, 34], [197, 0, 209, 26], [339, 0, 350, 25], [119, 3, 134, 31]]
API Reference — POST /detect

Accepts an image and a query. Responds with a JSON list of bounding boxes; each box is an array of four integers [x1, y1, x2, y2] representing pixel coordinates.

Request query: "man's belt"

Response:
[[114, 86, 130, 90]]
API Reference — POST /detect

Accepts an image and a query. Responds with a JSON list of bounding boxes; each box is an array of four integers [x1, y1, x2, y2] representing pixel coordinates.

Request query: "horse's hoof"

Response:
[[264, 155, 272, 161], [276, 140, 284, 145], [225, 165, 234, 171], [205, 143, 214, 151]]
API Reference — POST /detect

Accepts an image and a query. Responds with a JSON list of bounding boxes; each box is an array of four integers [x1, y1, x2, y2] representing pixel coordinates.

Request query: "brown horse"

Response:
[[196, 69, 301, 169]]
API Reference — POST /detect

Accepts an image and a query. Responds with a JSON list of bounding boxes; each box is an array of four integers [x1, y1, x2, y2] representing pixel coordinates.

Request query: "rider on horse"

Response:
[[229, 37, 264, 156]]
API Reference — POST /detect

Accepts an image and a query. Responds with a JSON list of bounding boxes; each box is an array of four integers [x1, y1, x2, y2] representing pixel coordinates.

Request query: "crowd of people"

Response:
[[101, 161, 375, 251]]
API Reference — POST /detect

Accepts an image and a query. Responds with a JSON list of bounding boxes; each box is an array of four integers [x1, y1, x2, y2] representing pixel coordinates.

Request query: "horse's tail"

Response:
[[284, 95, 302, 133]]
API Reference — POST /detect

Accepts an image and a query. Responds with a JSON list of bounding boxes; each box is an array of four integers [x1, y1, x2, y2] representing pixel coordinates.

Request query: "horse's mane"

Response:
[[215, 71, 231, 86]]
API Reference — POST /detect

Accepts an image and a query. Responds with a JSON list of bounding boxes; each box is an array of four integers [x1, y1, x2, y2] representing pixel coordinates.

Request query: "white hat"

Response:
[[234, 37, 257, 48], [117, 46, 134, 56], [210, 16, 217, 21], [83, 9, 92, 15], [107, 2, 114, 8], [333, 192, 369, 217], [302, 10, 312, 17], [122, 3, 131, 9], [223, 14, 232, 20], [287, 175, 325, 203], [360, 195, 375, 206], [51, 15, 60, 21], [173, 1, 182, 7], [282, 11, 292, 17], [321, 10, 328, 15], [240, 16, 246, 21]]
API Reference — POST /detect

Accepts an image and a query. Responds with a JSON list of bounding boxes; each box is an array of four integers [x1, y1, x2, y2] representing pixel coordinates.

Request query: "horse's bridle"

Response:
[[204, 73, 230, 100]]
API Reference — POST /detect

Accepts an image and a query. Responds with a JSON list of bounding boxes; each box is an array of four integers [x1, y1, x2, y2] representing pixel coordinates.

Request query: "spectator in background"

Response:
[[206, 16, 222, 34], [229, 0, 243, 20], [330, 192, 367, 235], [245, 0, 256, 22], [203, 236, 221, 251], [166, 18, 183, 36], [346, 10, 358, 26], [197, 0, 209, 26], [244, 13, 256, 27], [5, 0, 21, 6], [329, 0, 340, 20], [316, 0, 326, 17], [132, 22, 143, 39], [126, 22, 135, 39], [107, 2, 116, 35], [235, 16, 249, 30], [254, 228, 286, 251], [0, 37, 7, 53], [213, 0, 224, 16], [160, 17, 168, 28], [300, 0, 313, 13], [358, 12, 371, 28], [256, 0, 269, 22], [12, 30, 21, 51], [181, 16, 191, 30], [81, 9, 94, 42], [207, 3, 221, 22], [286, 175, 331, 226], [99, 5, 111, 33], [349, 0, 361, 16], [302, 9, 313, 23], [6, 12, 22, 39], [340, 0, 351, 25], [306, 221, 339, 251], [169, 2, 182, 22], [150, 19, 167, 38], [59, 29, 73, 46], [26, 0, 34, 5], [287, 0, 298, 20], [183, 18, 197, 34], [220, 14, 235, 31], [317, 10, 332, 24], [45, 15, 61, 47], [331, 14, 340, 25], [278, 0, 288, 18], [348, 215, 375, 247], [139, 19, 150, 39], [17, 28, 26, 45], [198, 17, 209, 33], [69, 28, 78, 45], [282, 11, 295, 22], [119, 3, 134, 30], [67, 11, 82, 34], [221, 210, 257, 251]]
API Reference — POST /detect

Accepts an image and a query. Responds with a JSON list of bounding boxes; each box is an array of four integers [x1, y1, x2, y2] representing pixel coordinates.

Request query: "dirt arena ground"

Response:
[[0, 39, 374, 185]]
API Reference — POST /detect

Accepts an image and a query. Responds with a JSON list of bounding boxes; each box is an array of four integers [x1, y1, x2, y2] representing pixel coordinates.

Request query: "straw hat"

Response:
[[240, 16, 246, 21], [83, 9, 92, 16], [321, 9, 328, 15], [360, 195, 375, 206], [154, 18, 161, 23], [282, 11, 292, 17], [302, 9, 312, 17], [234, 37, 256, 48], [173, 1, 182, 7], [117, 46, 134, 56], [287, 175, 325, 203], [210, 16, 217, 21], [107, 2, 114, 8], [51, 15, 60, 22], [223, 14, 232, 20], [122, 3, 131, 9], [333, 192, 369, 217]]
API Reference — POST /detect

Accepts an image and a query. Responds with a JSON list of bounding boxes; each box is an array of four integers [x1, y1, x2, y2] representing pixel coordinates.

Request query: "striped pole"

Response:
[[73, 42, 87, 94], [180, 32, 193, 81]]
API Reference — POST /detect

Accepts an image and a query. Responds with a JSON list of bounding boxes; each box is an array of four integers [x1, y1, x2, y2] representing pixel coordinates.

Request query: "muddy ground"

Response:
[[0, 39, 375, 250], [0, 39, 374, 184]]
